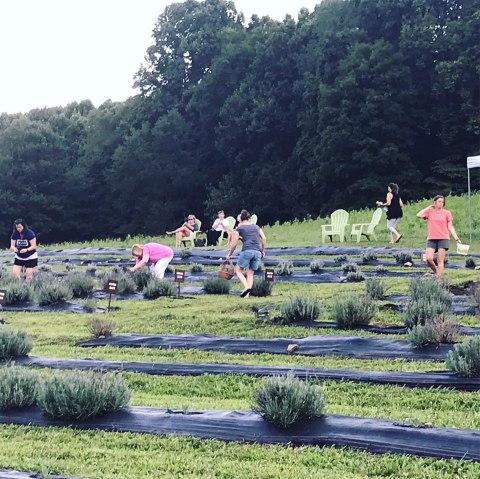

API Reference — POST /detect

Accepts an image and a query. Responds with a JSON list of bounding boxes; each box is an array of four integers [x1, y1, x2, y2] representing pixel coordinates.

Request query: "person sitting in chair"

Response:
[[167, 214, 199, 247], [207, 210, 230, 246]]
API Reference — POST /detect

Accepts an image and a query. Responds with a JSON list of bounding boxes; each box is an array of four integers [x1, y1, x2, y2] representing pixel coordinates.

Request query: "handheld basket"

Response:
[[457, 243, 470, 255], [218, 260, 235, 280]]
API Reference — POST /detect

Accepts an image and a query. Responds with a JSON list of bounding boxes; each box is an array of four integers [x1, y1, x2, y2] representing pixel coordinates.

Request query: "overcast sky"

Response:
[[0, 0, 319, 114]]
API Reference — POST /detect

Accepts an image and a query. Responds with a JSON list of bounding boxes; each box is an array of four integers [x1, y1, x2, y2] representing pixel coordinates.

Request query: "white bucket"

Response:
[[457, 243, 470, 255]]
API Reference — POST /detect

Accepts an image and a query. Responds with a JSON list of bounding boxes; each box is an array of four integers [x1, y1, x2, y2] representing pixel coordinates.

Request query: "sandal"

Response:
[[240, 288, 252, 298], [394, 234, 403, 243]]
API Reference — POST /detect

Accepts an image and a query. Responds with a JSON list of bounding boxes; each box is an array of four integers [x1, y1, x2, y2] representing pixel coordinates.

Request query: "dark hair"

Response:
[[13, 218, 29, 234], [217, 210, 224, 215], [388, 183, 399, 194], [240, 209, 251, 222], [433, 195, 445, 205]]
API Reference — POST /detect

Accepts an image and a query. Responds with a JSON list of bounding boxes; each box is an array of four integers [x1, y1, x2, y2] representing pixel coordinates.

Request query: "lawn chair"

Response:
[[217, 216, 236, 246], [250, 214, 258, 225], [181, 219, 203, 247], [321, 209, 350, 243], [349, 208, 383, 242]]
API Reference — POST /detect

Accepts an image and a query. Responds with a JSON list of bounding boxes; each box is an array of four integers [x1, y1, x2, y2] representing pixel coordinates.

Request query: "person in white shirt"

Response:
[[207, 210, 230, 246]]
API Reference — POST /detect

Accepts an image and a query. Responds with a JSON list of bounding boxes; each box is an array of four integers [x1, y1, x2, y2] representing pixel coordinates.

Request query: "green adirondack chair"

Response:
[[321, 209, 350, 243], [350, 208, 383, 242], [217, 216, 236, 246], [250, 214, 258, 225]]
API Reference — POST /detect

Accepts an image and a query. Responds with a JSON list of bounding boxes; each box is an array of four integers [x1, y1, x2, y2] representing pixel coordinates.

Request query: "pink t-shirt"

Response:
[[424, 208, 453, 240], [137, 243, 173, 264]]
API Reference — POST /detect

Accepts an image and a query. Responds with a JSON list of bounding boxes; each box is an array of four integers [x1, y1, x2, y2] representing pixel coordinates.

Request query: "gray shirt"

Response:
[[237, 224, 262, 252]]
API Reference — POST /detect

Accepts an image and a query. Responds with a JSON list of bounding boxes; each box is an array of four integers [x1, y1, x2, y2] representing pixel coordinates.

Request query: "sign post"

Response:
[[264, 269, 275, 282], [174, 270, 185, 298], [105, 280, 118, 312], [0, 290, 6, 307]]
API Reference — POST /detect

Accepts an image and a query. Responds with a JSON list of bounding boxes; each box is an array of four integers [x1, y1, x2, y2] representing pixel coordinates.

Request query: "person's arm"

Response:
[[376, 192, 393, 207], [399, 197, 404, 207], [259, 229, 267, 257], [129, 252, 150, 273], [212, 219, 220, 230], [226, 230, 240, 260], [416, 205, 433, 218], [448, 221, 461, 243], [22, 237, 37, 254], [10, 239, 17, 253]]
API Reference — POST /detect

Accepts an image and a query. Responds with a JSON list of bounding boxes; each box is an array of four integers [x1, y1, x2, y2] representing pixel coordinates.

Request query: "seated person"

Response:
[[167, 214, 199, 247], [207, 210, 230, 246], [129, 243, 174, 279]]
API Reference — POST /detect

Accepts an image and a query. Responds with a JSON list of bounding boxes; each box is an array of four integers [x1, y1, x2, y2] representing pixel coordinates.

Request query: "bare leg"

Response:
[[245, 270, 255, 294], [12, 265, 22, 279], [25, 268, 34, 281], [436, 248, 447, 279], [425, 247, 437, 275], [235, 265, 249, 290]]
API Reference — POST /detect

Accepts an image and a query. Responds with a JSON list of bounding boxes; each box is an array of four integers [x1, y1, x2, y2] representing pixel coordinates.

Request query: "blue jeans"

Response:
[[237, 250, 262, 271]]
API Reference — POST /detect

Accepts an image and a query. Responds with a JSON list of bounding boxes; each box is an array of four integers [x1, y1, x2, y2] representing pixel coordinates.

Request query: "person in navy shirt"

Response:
[[10, 218, 38, 280]]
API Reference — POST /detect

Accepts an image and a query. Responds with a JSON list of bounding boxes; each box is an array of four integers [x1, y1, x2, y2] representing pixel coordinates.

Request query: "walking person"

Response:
[[10, 218, 38, 281], [376, 183, 403, 243], [130, 243, 174, 279], [226, 210, 266, 298], [416, 195, 461, 279]]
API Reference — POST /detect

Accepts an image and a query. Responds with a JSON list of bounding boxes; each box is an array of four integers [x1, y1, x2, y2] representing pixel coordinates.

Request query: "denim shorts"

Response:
[[427, 239, 449, 252], [237, 250, 262, 271]]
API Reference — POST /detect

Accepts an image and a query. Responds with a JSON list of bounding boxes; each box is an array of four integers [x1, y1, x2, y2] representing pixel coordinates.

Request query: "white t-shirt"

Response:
[[212, 219, 229, 232]]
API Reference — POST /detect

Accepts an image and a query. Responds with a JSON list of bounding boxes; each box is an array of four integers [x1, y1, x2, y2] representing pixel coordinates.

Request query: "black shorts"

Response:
[[14, 258, 38, 268], [426, 239, 449, 252]]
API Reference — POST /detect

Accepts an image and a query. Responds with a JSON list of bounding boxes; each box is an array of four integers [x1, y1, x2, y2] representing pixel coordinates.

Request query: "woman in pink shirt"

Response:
[[416, 195, 461, 279], [129, 243, 174, 279]]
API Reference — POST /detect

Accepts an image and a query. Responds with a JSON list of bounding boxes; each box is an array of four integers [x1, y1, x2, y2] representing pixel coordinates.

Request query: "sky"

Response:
[[0, 0, 319, 115]]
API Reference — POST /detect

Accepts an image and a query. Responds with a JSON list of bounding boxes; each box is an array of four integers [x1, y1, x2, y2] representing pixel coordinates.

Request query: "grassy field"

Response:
[[37, 192, 480, 251], [1, 196, 480, 478]]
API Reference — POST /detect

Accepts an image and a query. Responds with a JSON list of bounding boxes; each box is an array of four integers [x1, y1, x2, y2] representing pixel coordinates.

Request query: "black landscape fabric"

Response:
[[16, 356, 480, 391], [0, 471, 77, 479], [79, 333, 453, 361], [0, 407, 479, 462]]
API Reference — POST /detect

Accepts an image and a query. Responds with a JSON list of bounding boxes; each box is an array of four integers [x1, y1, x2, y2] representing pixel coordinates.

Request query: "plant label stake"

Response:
[[105, 280, 118, 312], [175, 270, 185, 298], [0, 289, 6, 307], [265, 269, 275, 282]]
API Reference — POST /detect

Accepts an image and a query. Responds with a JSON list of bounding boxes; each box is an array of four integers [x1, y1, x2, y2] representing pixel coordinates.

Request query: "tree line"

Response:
[[0, 0, 478, 245]]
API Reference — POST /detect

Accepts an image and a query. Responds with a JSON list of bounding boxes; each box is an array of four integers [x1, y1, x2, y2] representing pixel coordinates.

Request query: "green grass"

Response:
[[2, 201, 480, 477]]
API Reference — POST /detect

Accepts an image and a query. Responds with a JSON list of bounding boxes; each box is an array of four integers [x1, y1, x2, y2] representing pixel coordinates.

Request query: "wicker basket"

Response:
[[218, 260, 235, 280]]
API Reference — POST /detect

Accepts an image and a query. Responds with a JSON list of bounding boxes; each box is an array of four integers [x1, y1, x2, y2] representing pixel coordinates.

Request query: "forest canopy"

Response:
[[0, 0, 478, 244]]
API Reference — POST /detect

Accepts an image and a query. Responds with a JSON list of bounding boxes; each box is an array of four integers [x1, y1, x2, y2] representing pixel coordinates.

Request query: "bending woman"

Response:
[[10, 218, 38, 280], [416, 195, 461, 279]]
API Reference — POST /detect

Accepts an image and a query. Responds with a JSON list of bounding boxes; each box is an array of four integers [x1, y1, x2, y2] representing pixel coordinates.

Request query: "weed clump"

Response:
[[309, 260, 325, 273], [275, 260, 294, 276], [446, 337, 480, 377], [280, 296, 321, 324], [0, 329, 32, 359], [253, 372, 326, 428], [82, 298, 98, 313], [374, 265, 388, 274], [4, 280, 32, 304], [365, 278, 385, 300], [332, 294, 377, 329], [36, 282, 72, 306], [334, 255, 348, 263], [402, 298, 450, 329], [0, 366, 39, 410], [38, 370, 131, 420], [361, 249, 377, 263], [251, 279, 273, 297], [143, 279, 176, 299], [408, 314, 458, 347], [132, 268, 153, 290], [86, 317, 120, 338], [465, 257, 476, 269], [100, 271, 136, 295], [346, 271, 366, 282], [190, 263, 204, 273], [393, 252, 413, 265], [342, 262, 357, 273], [66, 272, 95, 298], [203, 278, 231, 295]]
